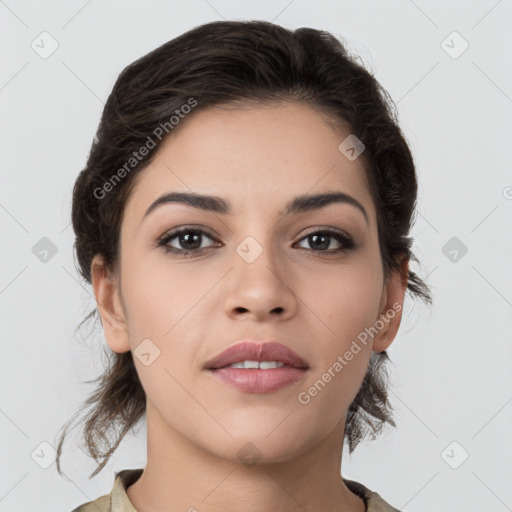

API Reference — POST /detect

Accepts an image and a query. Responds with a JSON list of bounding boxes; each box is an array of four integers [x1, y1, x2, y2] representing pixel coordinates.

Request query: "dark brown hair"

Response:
[[55, 19, 432, 479]]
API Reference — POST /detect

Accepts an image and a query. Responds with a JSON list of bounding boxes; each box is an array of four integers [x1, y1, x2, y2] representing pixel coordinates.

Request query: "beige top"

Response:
[[71, 468, 402, 512]]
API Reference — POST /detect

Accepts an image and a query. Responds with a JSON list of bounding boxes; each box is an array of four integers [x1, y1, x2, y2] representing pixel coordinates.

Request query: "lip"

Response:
[[204, 340, 309, 394], [204, 340, 309, 370]]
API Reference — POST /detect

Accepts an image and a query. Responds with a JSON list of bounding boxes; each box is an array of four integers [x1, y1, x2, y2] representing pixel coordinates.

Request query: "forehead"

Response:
[[123, 101, 375, 224]]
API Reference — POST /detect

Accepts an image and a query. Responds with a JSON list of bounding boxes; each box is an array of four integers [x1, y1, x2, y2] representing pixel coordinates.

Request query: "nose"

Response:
[[222, 239, 298, 322]]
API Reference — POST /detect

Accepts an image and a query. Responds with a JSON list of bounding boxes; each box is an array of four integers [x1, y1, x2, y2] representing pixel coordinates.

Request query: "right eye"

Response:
[[156, 227, 221, 257]]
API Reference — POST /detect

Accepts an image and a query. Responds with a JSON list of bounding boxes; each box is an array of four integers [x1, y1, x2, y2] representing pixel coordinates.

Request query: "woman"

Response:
[[57, 19, 432, 512]]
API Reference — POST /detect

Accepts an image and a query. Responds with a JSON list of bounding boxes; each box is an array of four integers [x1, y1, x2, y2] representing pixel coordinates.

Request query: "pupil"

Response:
[[310, 234, 329, 250], [181, 232, 201, 250]]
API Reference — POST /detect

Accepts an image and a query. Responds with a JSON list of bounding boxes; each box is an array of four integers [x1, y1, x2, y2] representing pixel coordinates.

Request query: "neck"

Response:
[[126, 404, 365, 512]]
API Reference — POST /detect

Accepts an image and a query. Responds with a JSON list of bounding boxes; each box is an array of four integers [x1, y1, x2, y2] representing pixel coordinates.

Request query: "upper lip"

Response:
[[204, 340, 309, 370]]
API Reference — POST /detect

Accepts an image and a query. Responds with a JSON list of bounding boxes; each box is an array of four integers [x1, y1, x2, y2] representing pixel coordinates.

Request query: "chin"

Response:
[[201, 426, 315, 466]]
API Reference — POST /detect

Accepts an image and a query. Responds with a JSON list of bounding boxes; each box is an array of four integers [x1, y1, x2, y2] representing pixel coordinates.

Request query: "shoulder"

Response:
[[343, 478, 402, 512], [69, 493, 110, 512], [69, 468, 144, 512]]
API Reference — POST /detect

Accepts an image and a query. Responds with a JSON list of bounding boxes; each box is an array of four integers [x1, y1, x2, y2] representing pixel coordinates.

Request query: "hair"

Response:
[[55, 19, 432, 479]]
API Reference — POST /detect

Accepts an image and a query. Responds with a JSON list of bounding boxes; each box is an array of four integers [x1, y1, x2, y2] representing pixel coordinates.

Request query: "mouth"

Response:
[[204, 340, 309, 394], [204, 340, 309, 370]]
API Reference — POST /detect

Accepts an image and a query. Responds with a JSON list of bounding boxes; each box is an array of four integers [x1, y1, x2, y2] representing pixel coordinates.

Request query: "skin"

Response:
[[91, 101, 408, 512]]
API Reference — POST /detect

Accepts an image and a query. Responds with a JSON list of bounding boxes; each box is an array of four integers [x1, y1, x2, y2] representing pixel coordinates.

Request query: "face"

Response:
[[92, 101, 407, 464]]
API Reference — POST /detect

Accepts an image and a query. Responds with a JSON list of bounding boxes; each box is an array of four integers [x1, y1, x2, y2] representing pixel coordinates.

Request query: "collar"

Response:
[[109, 468, 401, 512]]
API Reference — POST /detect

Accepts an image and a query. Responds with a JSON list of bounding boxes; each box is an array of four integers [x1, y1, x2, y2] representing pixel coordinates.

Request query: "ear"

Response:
[[372, 255, 409, 353], [90, 254, 131, 354]]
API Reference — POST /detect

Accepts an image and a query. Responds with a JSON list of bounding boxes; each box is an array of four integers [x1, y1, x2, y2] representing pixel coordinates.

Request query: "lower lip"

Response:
[[208, 367, 308, 393]]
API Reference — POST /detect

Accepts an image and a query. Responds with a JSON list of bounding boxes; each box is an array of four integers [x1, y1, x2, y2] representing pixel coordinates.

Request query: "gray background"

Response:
[[1, 1, 511, 511]]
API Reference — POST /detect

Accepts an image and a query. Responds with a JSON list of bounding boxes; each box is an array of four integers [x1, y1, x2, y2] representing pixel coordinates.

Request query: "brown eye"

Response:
[[295, 228, 356, 254], [157, 227, 219, 257]]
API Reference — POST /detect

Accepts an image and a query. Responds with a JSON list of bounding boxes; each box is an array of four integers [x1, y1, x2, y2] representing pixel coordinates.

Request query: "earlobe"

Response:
[[90, 254, 131, 354], [372, 257, 409, 353]]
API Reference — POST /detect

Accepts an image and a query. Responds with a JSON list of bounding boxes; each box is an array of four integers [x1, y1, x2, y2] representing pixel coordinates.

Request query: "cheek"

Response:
[[120, 250, 210, 338], [304, 258, 384, 347], [119, 253, 215, 390], [295, 259, 382, 412], [293, 349, 371, 445], [295, 281, 378, 431]]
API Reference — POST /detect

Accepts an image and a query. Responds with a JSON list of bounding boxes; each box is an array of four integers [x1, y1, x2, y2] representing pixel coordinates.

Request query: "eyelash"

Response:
[[155, 225, 357, 258]]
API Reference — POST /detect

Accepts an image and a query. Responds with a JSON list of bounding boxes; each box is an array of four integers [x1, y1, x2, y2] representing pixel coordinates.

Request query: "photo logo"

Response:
[[297, 302, 402, 405], [338, 134, 365, 161], [93, 98, 198, 200], [237, 442, 263, 467]]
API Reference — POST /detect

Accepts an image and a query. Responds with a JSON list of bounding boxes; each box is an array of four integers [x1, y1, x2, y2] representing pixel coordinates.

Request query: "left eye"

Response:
[[294, 229, 355, 253]]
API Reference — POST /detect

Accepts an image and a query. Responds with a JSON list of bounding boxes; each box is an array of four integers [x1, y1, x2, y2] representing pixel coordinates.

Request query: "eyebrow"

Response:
[[142, 190, 368, 224]]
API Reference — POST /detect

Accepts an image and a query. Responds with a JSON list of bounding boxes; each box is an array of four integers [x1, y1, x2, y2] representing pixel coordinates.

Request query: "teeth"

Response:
[[259, 361, 283, 369], [227, 360, 286, 369]]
